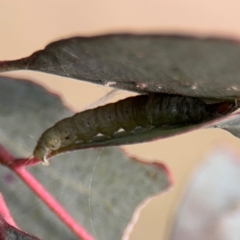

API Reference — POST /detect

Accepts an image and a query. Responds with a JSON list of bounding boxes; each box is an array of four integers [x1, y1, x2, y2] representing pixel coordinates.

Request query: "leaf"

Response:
[[0, 215, 40, 240], [48, 122, 218, 160], [0, 76, 170, 239], [41, 101, 238, 161], [210, 111, 240, 138], [1, 34, 240, 100]]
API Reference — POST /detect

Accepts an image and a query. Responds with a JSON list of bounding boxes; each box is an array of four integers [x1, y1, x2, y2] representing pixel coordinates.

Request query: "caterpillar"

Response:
[[33, 94, 237, 164]]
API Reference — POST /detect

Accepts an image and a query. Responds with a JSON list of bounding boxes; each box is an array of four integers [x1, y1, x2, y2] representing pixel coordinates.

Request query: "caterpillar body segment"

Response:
[[73, 109, 98, 141]]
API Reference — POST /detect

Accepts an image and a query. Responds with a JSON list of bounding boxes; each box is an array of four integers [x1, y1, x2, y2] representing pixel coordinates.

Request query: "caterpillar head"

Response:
[[33, 127, 62, 164], [34, 118, 77, 164]]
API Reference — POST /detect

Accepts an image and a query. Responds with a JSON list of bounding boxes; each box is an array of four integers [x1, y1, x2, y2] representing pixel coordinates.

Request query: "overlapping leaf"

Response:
[[1, 34, 240, 100], [0, 76, 170, 239]]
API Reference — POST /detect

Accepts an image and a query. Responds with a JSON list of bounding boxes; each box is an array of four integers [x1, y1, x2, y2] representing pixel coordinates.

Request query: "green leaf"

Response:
[[0, 76, 170, 239], [1, 34, 240, 100]]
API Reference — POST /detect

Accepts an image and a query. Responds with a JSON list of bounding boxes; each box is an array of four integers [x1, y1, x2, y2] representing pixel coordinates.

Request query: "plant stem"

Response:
[[0, 145, 94, 240], [14, 167, 94, 240]]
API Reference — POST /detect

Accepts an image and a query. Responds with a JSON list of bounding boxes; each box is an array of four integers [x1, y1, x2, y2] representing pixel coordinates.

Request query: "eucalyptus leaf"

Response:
[[0, 215, 40, 240], [1, 34, 240, 100], [0, 76, 170, 240], [209, 112, 240, 138]]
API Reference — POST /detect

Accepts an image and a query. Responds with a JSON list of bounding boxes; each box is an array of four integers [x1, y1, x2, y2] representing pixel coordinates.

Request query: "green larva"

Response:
[[34, 94, 236, 164]]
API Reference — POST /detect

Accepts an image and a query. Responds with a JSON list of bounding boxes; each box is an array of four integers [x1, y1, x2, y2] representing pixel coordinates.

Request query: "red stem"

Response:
[[13, 167, 94, 240], [11, 158, 40, 168], [0, 145, 94, 240]]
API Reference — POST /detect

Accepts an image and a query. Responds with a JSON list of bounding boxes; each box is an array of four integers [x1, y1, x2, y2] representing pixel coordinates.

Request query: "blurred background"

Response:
[[1, 1, 240, 239]]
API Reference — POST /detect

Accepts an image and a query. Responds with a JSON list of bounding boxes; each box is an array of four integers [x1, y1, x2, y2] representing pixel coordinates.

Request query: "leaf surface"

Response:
[[1, 34, 240, 100], [0, 76, 170, 240]]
